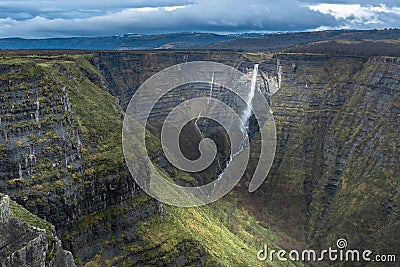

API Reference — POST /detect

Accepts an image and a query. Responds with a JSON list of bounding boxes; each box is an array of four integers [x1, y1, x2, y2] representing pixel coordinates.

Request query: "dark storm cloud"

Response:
[[0, 0, 195, 19], [0, 0, 398, 38]]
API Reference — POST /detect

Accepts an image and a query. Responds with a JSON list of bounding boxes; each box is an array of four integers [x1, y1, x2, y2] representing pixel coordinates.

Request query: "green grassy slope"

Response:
[[83, 193, 295, 267], [0, 53, 291, 266]]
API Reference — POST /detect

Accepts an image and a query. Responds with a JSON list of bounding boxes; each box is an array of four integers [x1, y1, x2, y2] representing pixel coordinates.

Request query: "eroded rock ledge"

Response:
[[0, 194, 75, 267]]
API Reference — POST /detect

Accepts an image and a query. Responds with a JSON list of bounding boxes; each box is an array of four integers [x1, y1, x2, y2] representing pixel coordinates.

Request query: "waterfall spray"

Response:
[[213, 64, 259, 189], [241, 64, 259, 130], [195, 112, 205, 139], [35, 92, 40, 123], [208, 72, 214, 105], [18, 163, 22, 179]]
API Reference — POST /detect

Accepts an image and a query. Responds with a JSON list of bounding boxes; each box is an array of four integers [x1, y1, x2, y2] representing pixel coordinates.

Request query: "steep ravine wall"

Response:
[[0, 55, 163, 263], [1, 51, 399, 265], [264, 54, 400, 258], [0, 194, 75, 266], [94, 51, 400, 260], [0, 57, 141, 226]]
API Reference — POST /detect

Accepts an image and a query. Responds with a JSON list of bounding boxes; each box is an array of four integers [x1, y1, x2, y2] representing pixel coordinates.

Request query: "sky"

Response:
[[0, 0, 399, 38]]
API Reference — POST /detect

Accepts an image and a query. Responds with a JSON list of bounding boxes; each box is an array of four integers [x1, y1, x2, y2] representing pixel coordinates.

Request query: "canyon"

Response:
[[0, 49, 399, 266]]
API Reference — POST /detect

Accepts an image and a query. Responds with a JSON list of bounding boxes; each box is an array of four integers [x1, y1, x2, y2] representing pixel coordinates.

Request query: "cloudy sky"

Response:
[[0, 0, 399, 38]]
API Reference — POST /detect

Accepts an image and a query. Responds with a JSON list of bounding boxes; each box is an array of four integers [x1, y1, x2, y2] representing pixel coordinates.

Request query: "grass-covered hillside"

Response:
[[1, 50, 399, 266], [0, 53, 291, 266]]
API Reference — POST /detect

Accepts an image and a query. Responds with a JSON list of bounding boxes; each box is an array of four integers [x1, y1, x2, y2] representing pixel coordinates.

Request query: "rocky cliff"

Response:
[[0, 50, 399, 265], [0, 194, 75, 266], [0, 57, 108, 224], [0, 55, 161, 263], [91, 51, 400, 262], [0, 53, 285, 266], [258, 53, 400, 259]]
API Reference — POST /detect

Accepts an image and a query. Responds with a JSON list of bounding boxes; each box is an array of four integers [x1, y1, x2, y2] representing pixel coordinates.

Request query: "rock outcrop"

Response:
[[0, 55, 160, 262], [0, 194, 75, 267]]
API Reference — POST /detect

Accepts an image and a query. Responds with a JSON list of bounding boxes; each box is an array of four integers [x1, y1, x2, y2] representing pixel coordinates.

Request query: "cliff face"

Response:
[[261, 54, 400, 255], [91, 51, 273, 186], [93, 51, 400, 258], [0, 51, 399, 265], [0, 58, 83, 227], [90, 51, 262, 110], [0, 194, 75, 266], [0, 53, 278, 266], [0, 55, 163, 262], [0, 56, 151, 229]]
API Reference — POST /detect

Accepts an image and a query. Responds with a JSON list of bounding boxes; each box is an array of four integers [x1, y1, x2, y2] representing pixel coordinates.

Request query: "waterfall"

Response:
[[212, 64, 259, 192], [196, 71, 215, 137], [240, 64, 259, 131], [208, 72, 214, 105], [194, 113, 205, 139], [18, 163, 22, 179], [35, 93, 40, 122], [77, 132, 82, 150], [28, 146, 36, 165], [277, 59, 282, 89]]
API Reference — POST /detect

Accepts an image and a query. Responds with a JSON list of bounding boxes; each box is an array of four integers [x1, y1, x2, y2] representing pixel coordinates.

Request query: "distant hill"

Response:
[[204, 29, 400, 53], [0, 29, 398, 55], [116, 32, 241, 50], [0, 32, 241, 50]]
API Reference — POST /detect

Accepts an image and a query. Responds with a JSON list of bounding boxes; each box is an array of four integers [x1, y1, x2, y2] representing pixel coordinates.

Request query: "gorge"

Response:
[[0, 48, 399, 266]]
